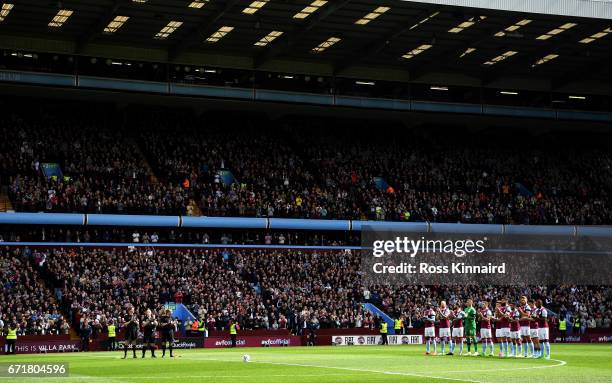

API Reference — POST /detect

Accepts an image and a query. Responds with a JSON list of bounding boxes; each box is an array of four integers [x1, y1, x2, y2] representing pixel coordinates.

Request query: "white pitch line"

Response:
[[439, 358, 566, 374], [246, 360, 488, 383], [175, 356, 487, 383], [178, 354, 566, 382]]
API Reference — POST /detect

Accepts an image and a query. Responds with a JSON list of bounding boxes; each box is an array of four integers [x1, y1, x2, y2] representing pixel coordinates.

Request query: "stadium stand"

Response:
[[0, 103, 189, 215], [1, 101, 611, 225], [2, 246, 610, 337], [0, 95, 611, 341]]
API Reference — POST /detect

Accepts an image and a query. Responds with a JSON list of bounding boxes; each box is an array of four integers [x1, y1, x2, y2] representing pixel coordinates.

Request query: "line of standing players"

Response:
[[122, 306, 178, 359], [422, 296, 551, 359]]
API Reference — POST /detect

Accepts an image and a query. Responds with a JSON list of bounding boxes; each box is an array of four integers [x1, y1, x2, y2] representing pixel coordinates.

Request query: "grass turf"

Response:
[[0, 344, 610, 383]]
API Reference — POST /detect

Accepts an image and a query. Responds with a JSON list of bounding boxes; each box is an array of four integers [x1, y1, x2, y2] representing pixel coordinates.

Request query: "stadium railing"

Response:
[[1, 212, 611, 237]]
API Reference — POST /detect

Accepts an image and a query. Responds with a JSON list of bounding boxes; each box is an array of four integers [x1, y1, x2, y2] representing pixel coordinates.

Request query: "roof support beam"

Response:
[[407, 16, 492, 81], [333, 10, 433, 76], [76, 0, 129, 54], [407, 15, 604, 83], [479, 33, 591, 87], [168, 0, 241, 61], [253, 0, 352, 69]]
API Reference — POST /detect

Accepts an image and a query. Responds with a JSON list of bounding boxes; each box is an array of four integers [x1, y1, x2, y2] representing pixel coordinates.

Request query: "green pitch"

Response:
[[2, 344, 611, 383]]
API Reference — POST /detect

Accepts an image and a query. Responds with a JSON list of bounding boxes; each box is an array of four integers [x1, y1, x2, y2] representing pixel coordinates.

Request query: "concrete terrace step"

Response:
[[130, 139, 159, 184], [0, 193, 13, 212]]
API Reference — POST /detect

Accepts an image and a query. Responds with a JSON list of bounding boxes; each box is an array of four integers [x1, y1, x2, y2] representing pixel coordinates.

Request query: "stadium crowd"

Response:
[[1, 246, 610, 337], [138, 118, 612, 225], [35, 247, 366, 335], [1, 105, 611, 225], [0, 247, 68, 336], [0, 106, 189, 215]]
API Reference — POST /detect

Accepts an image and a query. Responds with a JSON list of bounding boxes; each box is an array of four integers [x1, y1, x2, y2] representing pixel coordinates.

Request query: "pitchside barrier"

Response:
[[332, 334, 423, 346], [204, 336, 302, 348], [3, 328, 612, 354], [0, 335, 295, 355], [1, 213, 612, 237]]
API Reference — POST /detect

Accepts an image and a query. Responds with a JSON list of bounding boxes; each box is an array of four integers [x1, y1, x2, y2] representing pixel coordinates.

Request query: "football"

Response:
[[243, 354, 251, 363]]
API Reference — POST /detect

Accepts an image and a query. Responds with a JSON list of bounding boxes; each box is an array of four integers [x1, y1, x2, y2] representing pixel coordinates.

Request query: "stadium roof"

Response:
[[1, 0, 612, 93], [406, 0, 612, 20]]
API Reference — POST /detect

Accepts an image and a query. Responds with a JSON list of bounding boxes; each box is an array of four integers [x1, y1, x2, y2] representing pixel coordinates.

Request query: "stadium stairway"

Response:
[[187, 199, 203, 216], [32, 272, 79, 339], [361, 303, 396, 335], [0, 192, 13, 212], [28, 258, 81, 339], [131, 139, 202, 216], [131, 139, 159, 185], [68, 326, 80, 340], [164, 303, 197, 335]]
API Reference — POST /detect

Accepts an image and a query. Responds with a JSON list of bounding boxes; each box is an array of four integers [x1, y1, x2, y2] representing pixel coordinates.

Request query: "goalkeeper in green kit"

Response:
[[464, 299, 478, 356]]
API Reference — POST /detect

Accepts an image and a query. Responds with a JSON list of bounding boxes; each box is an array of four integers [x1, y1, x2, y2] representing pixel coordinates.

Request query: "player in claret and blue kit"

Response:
[[529, 300, 541, 358], [495, 300, 511, 357], [518, 295, 533, 357], [437, 301, 452, 356], [450, 304, 465, 355], [478, 302, 494, 356], [536, 299, 551, 359], [509, 302, 522, 357], [423, 305, 437, 355]]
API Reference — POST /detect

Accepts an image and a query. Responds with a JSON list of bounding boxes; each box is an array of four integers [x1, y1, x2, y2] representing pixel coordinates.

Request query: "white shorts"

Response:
[[530, 329, 539, 339], [480, 328, 492, 339], [424, 327, 435, 338], [520, 326, 531, 337], [511, 331, 520, 340], [538, 328, 549, 340], [439, 328, 451, 338], [452, 327, 464, 338], [497, 328, 510, 338]]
